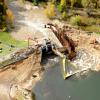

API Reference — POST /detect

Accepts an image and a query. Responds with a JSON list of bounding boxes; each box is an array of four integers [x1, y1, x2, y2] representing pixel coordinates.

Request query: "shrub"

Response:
[[70, 15, 82, 26], [32, 0, 38, 5], [76, 0, 82, 7], [97, 0, 100, 8], [57, 4, 63, 12], [70, 0, 76, 8], [61, 11, 68, 20], [6, 9, 14, 24], [60, 0, 66, 7], [96, 19, 100, 25], [70, 15, 95, 26], [51, 0, 56, 4], [84, 25, 100, 33], [81, 0, 90, 8], [0, 0, 7, 30], [57, 0, 66, 12], [44, 3, 56, 19]]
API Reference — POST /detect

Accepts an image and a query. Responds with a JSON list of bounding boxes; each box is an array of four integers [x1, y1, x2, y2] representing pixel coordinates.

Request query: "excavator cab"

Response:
[[41, 39, 55, 57]]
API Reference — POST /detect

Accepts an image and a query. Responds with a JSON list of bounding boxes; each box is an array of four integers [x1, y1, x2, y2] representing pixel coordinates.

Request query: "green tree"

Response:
[[51, 0, 56, 4], [45, 3, 56, 19], [81, 0, 90, 8], [97, 0, 100, 8], [70, 0, 76, 8], [0, 0, 7, 31], [58, 0, 67, 12], [61, 0, 67, 8]]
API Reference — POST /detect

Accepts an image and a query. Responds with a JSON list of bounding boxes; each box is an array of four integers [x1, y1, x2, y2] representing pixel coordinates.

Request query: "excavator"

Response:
[[45, 23, 76, 60], [0, 23, 77, 79], [43, 23, 77, 79]]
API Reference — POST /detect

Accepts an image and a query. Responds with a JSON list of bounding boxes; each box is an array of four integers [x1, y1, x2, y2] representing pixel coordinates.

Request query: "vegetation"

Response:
[[44, 2, 56, 19], [6, 9, 14, 27], [70, 15, 82, 26], [1, 0, 100, 33], [70, 0, 76, 8], [81, 0, 90, 8], [0, 32, 27, 56], [0, 0, 7, 31], [61, 11, 68, 20], [83, 25, 100, 33], [60, 0, 66, 11]]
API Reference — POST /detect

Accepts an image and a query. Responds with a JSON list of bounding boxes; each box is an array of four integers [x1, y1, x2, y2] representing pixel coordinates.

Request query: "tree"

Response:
[[60, 0, 66, 7], [58, 0, 66, 12], [0, 0, 7, 31], [6, 9, 14, 26], [45, 3, 56, 19], [81, 0, 90, 8], [51, 0, 56, 4], [70, 0, 76, 8]]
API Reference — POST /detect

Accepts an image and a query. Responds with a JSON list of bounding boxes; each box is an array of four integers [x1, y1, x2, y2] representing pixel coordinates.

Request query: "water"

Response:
[[33, 58, 100, 100]]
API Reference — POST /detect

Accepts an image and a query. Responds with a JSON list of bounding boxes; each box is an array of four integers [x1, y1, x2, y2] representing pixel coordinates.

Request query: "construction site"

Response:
[[0, 0, 100, 100]]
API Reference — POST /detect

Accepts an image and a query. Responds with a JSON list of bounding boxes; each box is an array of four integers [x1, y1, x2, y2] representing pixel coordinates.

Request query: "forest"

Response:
[[1, 0, 100, 33]]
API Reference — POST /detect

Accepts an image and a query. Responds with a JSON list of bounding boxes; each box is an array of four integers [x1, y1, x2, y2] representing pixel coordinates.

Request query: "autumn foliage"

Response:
[[44, 3, 56, 19], [6, 9, 14, 24]]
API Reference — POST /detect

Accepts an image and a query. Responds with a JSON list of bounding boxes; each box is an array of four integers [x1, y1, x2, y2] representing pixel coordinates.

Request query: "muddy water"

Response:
[[33, 57, 100, 100]]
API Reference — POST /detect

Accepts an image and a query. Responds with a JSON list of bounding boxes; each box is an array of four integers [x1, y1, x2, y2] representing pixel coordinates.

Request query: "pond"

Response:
[[33, 57, 100, 100]]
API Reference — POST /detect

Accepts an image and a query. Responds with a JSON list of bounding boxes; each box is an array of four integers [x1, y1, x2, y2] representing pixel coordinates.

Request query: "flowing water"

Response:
[[32, 50, 100, 100]]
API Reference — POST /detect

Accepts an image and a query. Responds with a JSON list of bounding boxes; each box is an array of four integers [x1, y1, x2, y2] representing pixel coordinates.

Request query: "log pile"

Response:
[[45, 23, 76, 60]]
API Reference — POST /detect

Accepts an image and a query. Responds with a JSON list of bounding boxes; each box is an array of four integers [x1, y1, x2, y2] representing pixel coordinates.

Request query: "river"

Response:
[[32, 56, 100, 100]]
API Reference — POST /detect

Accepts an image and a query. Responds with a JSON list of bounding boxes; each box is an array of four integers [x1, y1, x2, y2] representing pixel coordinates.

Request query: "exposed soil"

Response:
[[0, 49, 42, 100], [65, 26, 100, 71], [9, 0, 50, 40]]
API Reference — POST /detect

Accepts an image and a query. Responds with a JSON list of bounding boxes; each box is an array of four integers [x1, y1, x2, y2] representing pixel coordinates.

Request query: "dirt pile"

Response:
[[0, 48, 42, 100]]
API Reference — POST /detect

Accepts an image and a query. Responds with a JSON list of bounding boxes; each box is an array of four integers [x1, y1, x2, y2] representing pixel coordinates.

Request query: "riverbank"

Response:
[[0, 0, 100, 99], [0, 49, 43, 100]]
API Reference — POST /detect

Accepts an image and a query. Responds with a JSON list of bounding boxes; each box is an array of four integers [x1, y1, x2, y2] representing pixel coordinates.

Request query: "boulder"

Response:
[[93, 45, 100, 50], [89, 37, 98, 44], [95, 64, 100, 71]]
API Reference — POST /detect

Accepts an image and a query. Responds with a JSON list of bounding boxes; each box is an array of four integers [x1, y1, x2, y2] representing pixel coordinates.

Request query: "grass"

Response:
[[82, 25, 100, 33], [15, 90, 25, 100], [69, 15, 100, 33], [0, 32, 27, 56]]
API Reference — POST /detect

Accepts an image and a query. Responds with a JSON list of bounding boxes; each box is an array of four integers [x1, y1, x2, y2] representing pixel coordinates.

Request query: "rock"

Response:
[[24, 1, 36, 10], [96, 38, 100, 44], [89, 37, 98, 44], [10, 84, 18, 99], [25, 4, 32, 10], [95, 64, 100, 71], [93, 45, 100, 50], [32, 6, 39, 10], [10, 84, 33, 100], [74, 40, 79, 47], [0, 84, 11, 100]]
